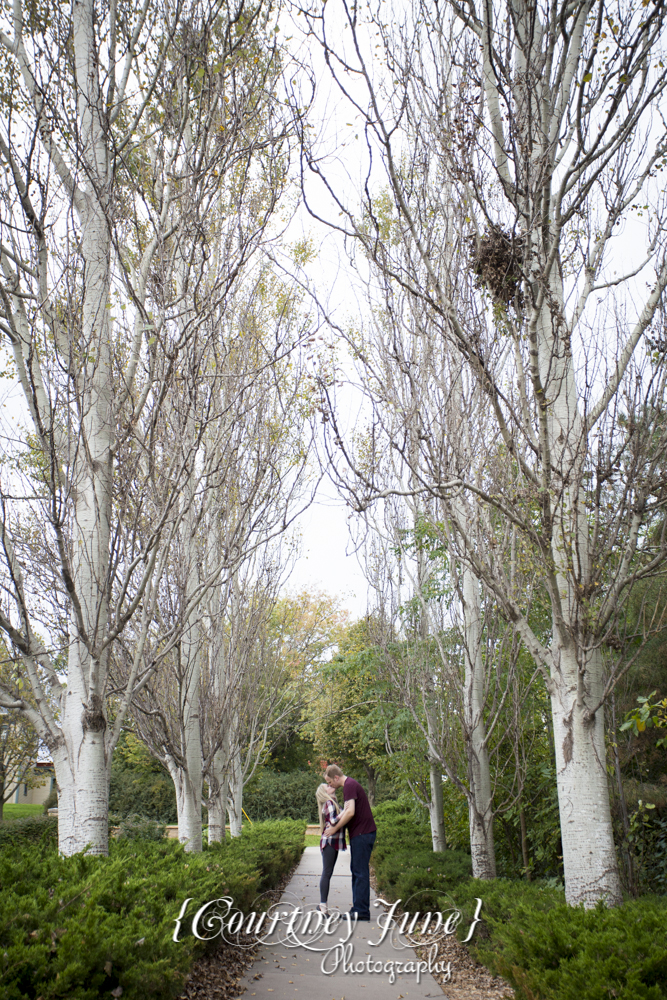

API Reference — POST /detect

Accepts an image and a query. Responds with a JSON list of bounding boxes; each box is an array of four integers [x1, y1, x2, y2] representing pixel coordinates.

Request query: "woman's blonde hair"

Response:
[[316, 782, 339, 834]]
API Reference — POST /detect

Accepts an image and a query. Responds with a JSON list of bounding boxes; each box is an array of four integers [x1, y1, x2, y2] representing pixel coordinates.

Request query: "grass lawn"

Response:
[[305, 833, 320, 846], [1, 803, 44, 821]]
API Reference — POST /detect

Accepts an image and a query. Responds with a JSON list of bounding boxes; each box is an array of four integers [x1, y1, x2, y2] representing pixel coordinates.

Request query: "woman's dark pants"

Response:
[[320, 844, 339, 903]]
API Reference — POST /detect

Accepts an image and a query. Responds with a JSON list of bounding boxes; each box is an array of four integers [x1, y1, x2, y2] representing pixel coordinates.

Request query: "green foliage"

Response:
[[305, 621, 391, 793], [114, 814, 166, 841], [0, 819, 304, 1000], [374, 803, 667, 1000], [373, 800, 667, 1000], [372, 800, 472, 910], [494, 758, 564, 881], [469, 892, 667, 1000], [0, 814, 57, 848], [448, 876, 565, 941], [440, 780, 471, 852], [625, 800, 667, 892], [243, 769, 319, 822], [109, 734, 177, 823], [621, 691, 667, 748], [266, 732, 316, 772]]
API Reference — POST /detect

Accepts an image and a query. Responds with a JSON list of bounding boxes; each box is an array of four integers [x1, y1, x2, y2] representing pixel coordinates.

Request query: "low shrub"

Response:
[[464, 888, 667, 1000], [375, 847, 473, 910], [441, 876, 565, 943], [0, 818, 304, 1000], [0, 814, 58, 849], [372, 799, 472, 910], [373, 801, 667, 1000], [115, 814, 166, 841], [109, 760, 177, 824]]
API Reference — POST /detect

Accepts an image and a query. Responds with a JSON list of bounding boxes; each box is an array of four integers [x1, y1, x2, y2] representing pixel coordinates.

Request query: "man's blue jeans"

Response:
[[349, 831, 376, 919]]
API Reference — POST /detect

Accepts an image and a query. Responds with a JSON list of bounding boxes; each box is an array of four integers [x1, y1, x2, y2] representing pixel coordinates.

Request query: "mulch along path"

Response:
[[369, 868, 514, 1000], [412, 931, 514, 1000], [176, 861, 299, 1000], [179, 856, 514, 1000]]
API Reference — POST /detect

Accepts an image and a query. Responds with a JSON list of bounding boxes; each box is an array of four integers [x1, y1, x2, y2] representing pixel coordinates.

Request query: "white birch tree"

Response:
[[113, 274, 315, 849], [299, 0, 667, 904], [0, 0, 295, 854]]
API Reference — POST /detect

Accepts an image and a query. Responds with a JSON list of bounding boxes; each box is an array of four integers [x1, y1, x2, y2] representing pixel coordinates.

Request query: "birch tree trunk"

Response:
[[207, 733, 230, 845], [49, 0, 113, 855], [528, 233, 622, 900], [422, 675, 449, 852], [227, 743, 243, 837], [428, 763, 447, 852], [176, 625, 204, 853], [462, 569, 496, 878]]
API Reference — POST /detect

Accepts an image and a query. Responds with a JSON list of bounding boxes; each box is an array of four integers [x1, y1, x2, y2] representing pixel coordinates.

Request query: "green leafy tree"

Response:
[[0, 650, 41, 821], [306, 619, 390, 804]]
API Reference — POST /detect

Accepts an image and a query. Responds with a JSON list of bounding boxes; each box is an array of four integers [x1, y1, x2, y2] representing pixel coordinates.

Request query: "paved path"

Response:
[[236, 847, 444, 1000]]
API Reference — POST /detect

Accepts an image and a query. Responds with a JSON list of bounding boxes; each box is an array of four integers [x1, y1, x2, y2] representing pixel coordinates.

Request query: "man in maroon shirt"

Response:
[[323, 764, 377, 920]]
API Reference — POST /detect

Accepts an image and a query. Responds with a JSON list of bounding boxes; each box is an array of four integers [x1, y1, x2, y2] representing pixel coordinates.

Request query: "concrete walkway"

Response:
[[236, 847, 444, 1000]]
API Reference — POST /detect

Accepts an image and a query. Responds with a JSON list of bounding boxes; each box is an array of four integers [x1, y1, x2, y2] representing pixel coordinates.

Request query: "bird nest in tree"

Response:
[[468, 224, 524, 306]]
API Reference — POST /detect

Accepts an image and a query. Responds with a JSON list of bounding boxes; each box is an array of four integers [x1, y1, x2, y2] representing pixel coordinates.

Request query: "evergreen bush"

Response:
[[372, 800, 472, 909], [0, 814, 58, 849], [0, 819, 304, 1000], [109, 759, 177, 823], [243, 770, 319, 822], [467, 890, 667, 1000], [115, 814, 166, 841], [373, 811, 667, 1000]]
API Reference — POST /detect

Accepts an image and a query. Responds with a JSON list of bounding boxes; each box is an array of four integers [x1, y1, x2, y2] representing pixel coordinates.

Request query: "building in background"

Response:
[[6, 760, 55, 806]]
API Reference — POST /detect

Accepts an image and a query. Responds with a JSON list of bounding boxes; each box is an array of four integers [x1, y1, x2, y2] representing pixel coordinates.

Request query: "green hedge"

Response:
[[109, 761, 177, 824], [243, 770, 320, 822], [0, 819, 304, 1000], [372, 802, 667, 1000], [371, 800, 472, 910], [0, 814, 58, 849], [455, 882, 667, 1000]]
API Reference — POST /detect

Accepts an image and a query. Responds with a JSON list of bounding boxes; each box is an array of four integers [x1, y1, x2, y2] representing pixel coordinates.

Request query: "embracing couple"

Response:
[[315, 763, 377, 920]]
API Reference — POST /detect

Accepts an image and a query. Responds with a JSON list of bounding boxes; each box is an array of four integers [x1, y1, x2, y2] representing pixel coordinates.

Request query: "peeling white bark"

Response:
[[462, 568, 496, 879], [536, 269, 622, 904], [168, 758, 202, 853], [227, 747, 243, 838], [207, 730, 230, 844], [428, 763, 447, 852], [550, 648, 620, 905]]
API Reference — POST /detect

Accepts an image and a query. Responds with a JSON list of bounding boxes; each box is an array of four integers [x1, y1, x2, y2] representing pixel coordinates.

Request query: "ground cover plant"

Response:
[[371, 801, 472, 910], [457, 885, 667, 1000], [371, 806, 667, 1000], [0, 815, 58, 849], [1, 805, 44, 822], [0, 819, 304, 1000]]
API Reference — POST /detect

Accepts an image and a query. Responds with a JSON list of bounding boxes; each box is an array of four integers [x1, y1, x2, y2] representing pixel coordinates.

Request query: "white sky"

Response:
[[286, 488, 370, 620]]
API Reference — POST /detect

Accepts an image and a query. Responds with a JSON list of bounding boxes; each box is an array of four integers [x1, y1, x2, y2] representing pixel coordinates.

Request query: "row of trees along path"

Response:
[[2, 0, 667, 918]]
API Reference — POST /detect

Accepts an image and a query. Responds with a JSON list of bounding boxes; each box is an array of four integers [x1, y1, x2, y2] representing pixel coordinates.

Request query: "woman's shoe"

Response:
[[316, 903, 329, 915]]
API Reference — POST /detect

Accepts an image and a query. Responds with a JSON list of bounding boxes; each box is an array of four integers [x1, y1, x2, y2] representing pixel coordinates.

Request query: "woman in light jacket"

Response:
[[315, 782, 346, 914]]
